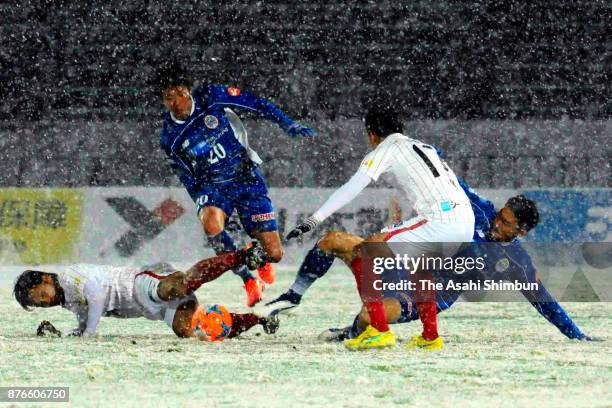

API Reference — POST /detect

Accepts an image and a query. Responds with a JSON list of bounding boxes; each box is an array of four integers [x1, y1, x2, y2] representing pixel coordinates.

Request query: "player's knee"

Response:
[[352, 241, 365, 259], [318, 231, 343, 253], [203, 218, 224, 236], [265, 246, 283, 263]]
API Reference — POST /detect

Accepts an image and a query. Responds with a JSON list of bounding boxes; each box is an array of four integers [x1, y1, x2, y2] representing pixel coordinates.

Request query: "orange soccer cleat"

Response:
[[257, 263, 275, 285], [244, 277, 265, 307]]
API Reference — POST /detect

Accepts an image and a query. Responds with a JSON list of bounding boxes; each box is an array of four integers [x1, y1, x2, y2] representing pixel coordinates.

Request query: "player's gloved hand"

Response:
[[286, 217, 319, 240], [36, 320, 62, 337], [287, 123, 316, 137]]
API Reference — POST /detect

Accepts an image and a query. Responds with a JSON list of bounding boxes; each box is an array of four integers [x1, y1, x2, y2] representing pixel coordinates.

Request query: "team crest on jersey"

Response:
[[228, 87, 241, 96], [204, 115, 219, 129], [495, 258, 510, 272]]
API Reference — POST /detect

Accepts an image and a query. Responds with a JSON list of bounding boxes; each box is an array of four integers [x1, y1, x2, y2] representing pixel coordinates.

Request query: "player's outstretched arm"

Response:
[[519, 271, 588, 340], [207, 85, 315, 137], [287, 172, 372, 240]]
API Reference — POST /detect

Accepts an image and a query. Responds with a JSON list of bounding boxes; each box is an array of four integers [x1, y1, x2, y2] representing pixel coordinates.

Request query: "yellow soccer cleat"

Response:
[[405, 334, 444, 350], [344, 325, 396, 351]]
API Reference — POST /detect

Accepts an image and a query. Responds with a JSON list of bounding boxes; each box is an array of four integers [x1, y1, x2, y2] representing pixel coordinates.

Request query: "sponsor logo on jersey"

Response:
[[251, 212, 275, 222], [204, 115, 219, 129], [439, 200, 458, 212], [440, 200, 452, 212], [228, 87, 241, 96], [495, 258, 510, 272]]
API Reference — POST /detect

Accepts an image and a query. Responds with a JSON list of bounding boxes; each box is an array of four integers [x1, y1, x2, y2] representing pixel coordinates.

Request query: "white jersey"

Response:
[[357, 133, 472, 223], [58, 263, 180, 335]]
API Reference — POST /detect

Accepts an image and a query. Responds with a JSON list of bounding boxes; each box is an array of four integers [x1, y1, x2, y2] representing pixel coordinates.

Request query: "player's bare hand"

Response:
[[36, 320, 62, 337], [286, 217, 319, 240]]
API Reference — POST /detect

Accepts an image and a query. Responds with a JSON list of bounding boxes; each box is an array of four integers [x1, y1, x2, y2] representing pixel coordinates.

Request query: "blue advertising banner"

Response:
[[523, 190, 611, 242]]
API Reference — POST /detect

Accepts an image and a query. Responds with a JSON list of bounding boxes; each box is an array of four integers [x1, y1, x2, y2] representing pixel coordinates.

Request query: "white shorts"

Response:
[[134, 269, 197, 328], [380, 216, 474, 258]]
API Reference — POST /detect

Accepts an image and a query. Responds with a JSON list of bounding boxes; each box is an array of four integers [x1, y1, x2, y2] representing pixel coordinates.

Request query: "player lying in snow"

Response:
[[13, 245, 278, 339], [270, 184, 597, 343]]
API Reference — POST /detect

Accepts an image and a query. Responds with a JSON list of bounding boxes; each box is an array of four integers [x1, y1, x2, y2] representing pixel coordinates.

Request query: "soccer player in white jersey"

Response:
[[286, 105, 475, 350], [13, 247, 278, 339]]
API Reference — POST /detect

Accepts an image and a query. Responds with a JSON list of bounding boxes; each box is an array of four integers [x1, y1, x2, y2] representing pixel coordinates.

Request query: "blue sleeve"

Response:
[[169, 160, 198, 198], [205, 85, 296, 132], [509, 246, 586, 339], [159, 125, 198, 197], [456, 176, 496, 231], [528, 287, 586, 339]]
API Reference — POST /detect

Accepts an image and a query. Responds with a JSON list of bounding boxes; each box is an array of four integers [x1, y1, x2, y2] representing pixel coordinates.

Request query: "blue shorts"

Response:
[[188, 167, 278, 236]]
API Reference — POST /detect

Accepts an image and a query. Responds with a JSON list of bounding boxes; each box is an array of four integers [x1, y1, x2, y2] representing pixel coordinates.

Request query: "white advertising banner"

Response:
[[78, 187, 514, 266]]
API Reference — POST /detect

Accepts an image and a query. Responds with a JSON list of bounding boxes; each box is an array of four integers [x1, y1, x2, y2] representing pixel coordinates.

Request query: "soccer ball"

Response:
[[191, 304, 233, 342]]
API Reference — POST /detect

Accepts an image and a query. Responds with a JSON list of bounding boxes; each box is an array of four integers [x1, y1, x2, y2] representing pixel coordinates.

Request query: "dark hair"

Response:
[[364, 105, 403, 138], [13, 270, 56, 311], [153, 61, 193, 96], [505, 195, 539, 232]]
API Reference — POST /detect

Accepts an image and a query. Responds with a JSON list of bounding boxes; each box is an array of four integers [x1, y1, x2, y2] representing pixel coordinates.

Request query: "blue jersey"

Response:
[[160, 84, 297, 188], [394, 176, 585, 339]]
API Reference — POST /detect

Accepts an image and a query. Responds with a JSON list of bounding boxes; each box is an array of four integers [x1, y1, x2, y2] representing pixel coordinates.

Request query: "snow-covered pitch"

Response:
[[0, 265, 610, 407]]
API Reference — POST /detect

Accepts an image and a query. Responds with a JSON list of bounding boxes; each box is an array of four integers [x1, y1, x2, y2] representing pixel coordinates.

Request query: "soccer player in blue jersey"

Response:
[[155, 63, 315, 307], [269, 184, 596, 343]]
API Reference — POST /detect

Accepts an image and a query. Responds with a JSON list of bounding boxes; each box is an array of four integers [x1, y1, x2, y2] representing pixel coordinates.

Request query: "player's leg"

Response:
[[234, 175, 282, 295], [235, 167, 282, 266], [183, 245, 267, 291], [199, 205, 263, 305], [340, 232, 399, 350], [200, 206, 257, 282], [355, 298, 403, 331], [251, 230, 283, 263], [196, 194, 263, 307], [317, 230, 365, 263], [266, 231, 376, 316], [380, 218, 469, 350], [168, 299, 279, 339], [265, 240, 336, 314], [227, 313, 279, 338]]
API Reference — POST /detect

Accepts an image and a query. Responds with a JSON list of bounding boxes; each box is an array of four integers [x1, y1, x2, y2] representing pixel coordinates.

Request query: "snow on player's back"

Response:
[[359, 133, 472, 223], [59, 264, 148, 319]]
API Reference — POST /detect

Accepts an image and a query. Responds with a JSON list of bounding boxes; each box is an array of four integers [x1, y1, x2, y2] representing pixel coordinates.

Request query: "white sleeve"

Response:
[[358, 143, 395, 181], [82, 278, 106, 336], [312, 171, 372, 223]]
